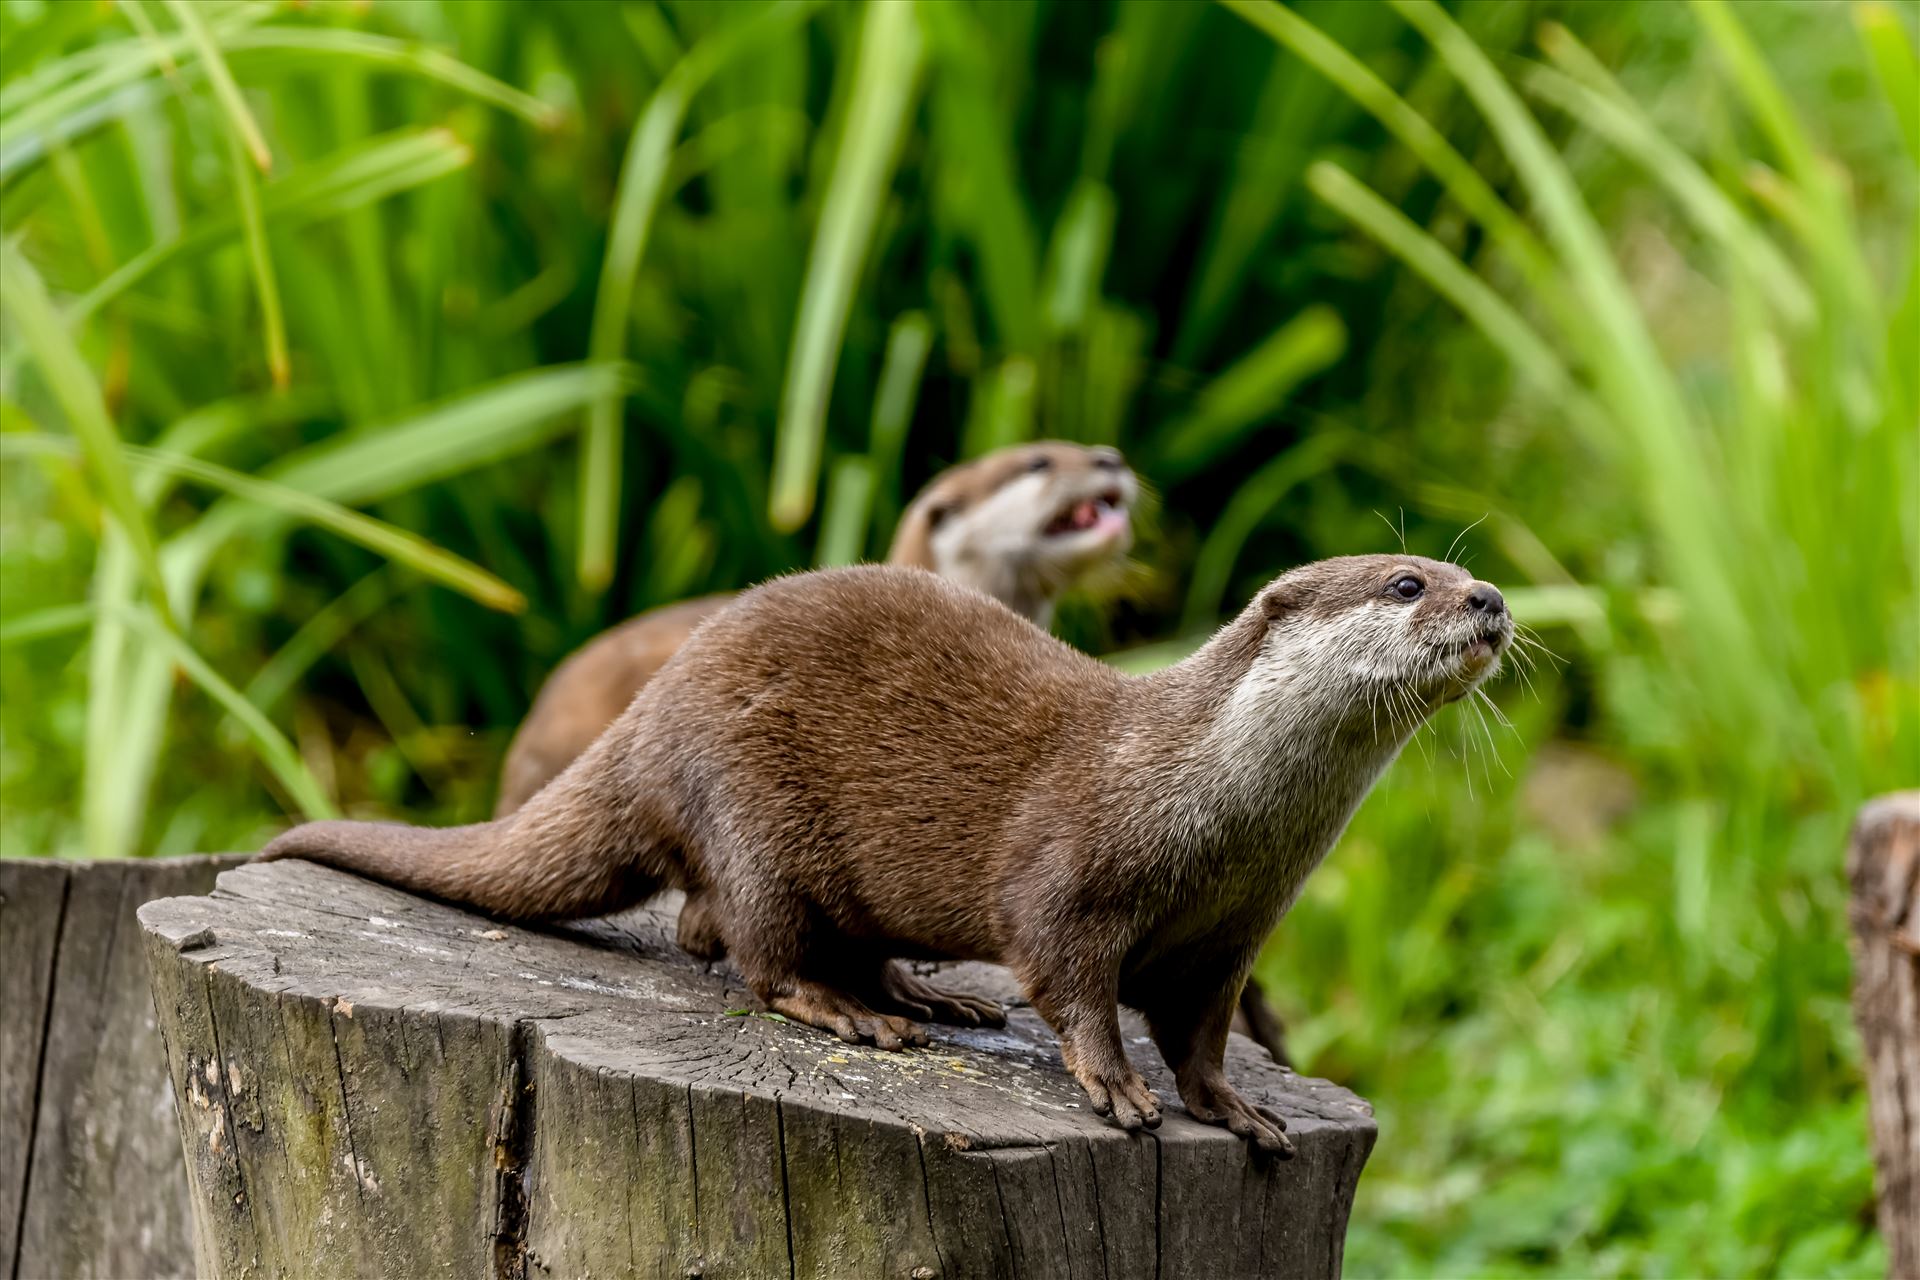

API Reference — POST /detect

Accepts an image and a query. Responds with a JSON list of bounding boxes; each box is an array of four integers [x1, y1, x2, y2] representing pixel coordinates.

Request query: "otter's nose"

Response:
[[1465, 583, 1505, 617]]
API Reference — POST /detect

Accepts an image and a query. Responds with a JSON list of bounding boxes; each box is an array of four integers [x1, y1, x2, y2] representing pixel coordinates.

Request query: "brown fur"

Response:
[[261, 555, 1511, 1152], [494, 441, 1135, 816]]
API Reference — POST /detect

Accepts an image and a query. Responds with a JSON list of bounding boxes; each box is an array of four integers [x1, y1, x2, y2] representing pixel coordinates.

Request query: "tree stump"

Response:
[[139, 860, 1376, 1279], [1848, 791, 1920, 1280], [1, 853, 245, 1280]]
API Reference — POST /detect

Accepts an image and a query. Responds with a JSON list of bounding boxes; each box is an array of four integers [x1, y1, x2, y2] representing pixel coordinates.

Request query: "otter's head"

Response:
[[889, 442, 1137, 625], [1243, 554, 1513, 728]]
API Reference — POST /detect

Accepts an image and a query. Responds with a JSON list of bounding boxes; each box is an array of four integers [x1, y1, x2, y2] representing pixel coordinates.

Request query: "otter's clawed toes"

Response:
[[1182, 1078, 1294, 1157], [767, 989, 929, 1051], [1077, 1066, 1161, 1132]]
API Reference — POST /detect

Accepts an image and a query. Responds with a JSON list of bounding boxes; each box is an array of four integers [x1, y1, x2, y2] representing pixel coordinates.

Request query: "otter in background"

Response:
[[262, 555, 1513, 1153], [494, 441, 1138, 817]]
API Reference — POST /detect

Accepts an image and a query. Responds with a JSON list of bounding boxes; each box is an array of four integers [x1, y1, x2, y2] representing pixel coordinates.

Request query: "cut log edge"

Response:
[[138, 860, 1379, 1280]]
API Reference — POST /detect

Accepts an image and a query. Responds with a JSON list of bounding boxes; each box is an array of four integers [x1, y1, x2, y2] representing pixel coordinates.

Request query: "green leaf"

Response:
[[1151, 305, 1345, 480], [253, 364, 631, 512], [1218, 0, 1571, 327], [241, 568, 395, 723], [0, 240, 177, 632], [111, 604, 338, 820], [1182, 431, 1350, 631], [771, 0, 925, 532], [814, 455, 876, 568], [72, 127, 473, 331], [218, 27, 559, 127], [866, 310, 935, 531], [161, 0, 272, 172], [0, 603, 95, 647], [1526, 35, 1814, 328], [0, 434, 526, 613], [921, 0, 1041, 353], [579, 0, 821, 589], [1304, 160, 1597, 434], [1855, 1, 1920, 168], [224, 123, 289, 387]]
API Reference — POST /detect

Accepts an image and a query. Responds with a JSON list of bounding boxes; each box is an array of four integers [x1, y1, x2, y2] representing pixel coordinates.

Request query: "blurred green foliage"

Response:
[[0, 0, 1913, 1274]]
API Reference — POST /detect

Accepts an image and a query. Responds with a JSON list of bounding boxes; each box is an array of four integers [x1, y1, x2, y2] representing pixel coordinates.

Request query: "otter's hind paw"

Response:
[[882, 965, 1006, 1028]]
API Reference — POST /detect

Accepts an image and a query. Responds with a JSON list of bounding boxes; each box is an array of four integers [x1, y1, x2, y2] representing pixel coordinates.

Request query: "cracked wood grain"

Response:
[[1, 854, 243, 1280], [139, 861, 1376, 1279]]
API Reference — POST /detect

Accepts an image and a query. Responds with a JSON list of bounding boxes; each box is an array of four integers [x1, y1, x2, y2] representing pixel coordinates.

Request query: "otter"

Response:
[[494, 441, 1137, 817], [261, 554, 1511, 1154]]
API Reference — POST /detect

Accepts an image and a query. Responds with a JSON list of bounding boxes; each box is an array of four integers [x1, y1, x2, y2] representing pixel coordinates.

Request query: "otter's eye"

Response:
[[1388, 575, 1424, 601], [1026, 455, 1053, 473]]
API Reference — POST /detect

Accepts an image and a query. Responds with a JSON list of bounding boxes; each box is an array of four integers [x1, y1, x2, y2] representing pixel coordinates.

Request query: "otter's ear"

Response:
[[1261, 581, 1306, 621], [923, 502, 954, 530]]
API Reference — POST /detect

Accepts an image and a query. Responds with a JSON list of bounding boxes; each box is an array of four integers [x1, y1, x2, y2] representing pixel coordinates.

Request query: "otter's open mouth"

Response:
[[1043, 489, 1129, 539]]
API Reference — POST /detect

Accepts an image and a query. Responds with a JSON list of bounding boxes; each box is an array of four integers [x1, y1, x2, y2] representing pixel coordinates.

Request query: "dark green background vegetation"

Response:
[[1, 0, 1914, 1273]]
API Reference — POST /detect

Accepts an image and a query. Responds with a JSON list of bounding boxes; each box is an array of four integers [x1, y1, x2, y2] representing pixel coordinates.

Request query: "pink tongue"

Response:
[[1071, 501, 1099, 530]]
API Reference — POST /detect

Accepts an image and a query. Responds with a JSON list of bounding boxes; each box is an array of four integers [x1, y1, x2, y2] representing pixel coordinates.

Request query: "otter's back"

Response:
[[636, 566, 1120, 950]]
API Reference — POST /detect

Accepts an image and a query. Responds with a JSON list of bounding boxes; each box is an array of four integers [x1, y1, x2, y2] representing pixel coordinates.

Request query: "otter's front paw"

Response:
[[1074, 1064, 1161, 1132], [1181, 1075, 1293, 1157]]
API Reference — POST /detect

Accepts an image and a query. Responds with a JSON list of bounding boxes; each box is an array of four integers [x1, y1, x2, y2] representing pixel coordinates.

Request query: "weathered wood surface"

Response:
[[140, 860, 1377, 1279], [1, 853, 245, 1280], [1848, 791, 1920, 1280]]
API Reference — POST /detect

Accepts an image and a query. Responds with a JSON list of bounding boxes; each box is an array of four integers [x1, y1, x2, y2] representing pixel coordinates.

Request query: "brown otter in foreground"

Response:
[[262, 554, 1511, 1154], [494, 441, 1137, 817]]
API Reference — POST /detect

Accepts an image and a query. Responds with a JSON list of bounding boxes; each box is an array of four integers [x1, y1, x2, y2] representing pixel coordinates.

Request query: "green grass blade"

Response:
[[921, 0, 1040, 352], [1307, 159, 1588, 421], [0, 603, 95, 646], [219, 28, 559, 127], [1391, 0, 1773, 738], [0, 239, 176, 631], [111, 604, 338, 820], [0, 434, 526, 612], [771, 0, 926, 532], [1217, 0, 1569, 323], [814, 455, 877, 567], [1855, 1, 1920, 167], [1691, 0, 1880, 344], [1040, 180, 1116, 339], [579, 0, 820, 588], [162, 363, 635, 584], [261, 364, 631, 508], [1690, 0, 1825, 192], [224, 125, 289, 387], [0, 3, 262, 133], [161, 0, 271, 172], [83, 535, 146, 859], [1183, 431, 1350, 630], [72, 127, 473, 330], [1151, 304, 1346, 480], [866, 310, 935, 529], [114, 1, 179, 79], [960, 357, 1039, 457], [1527, 37, 1814, 328], [241, 568, 394, 722]]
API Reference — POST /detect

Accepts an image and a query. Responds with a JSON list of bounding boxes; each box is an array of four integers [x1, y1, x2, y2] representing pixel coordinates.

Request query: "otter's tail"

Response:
[[258, 728, 677, 921]]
